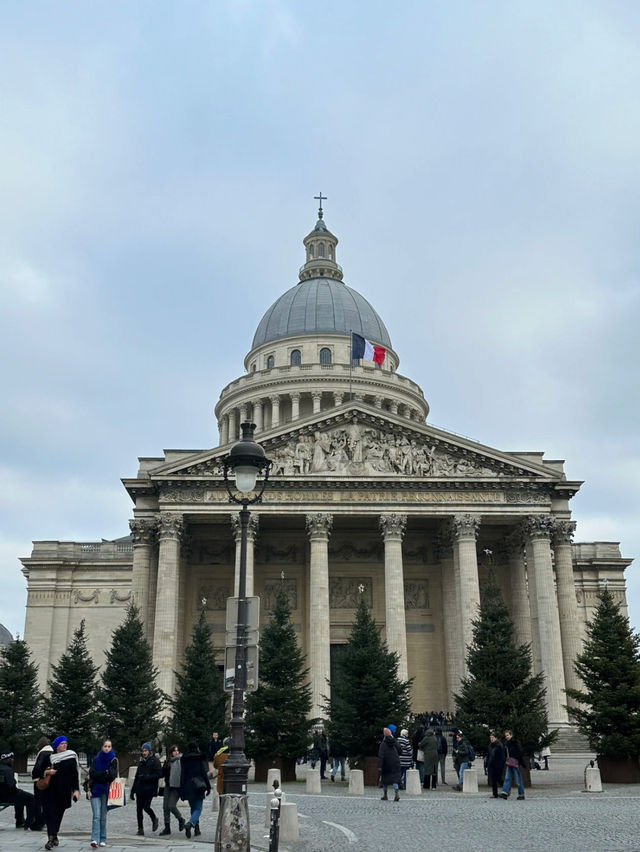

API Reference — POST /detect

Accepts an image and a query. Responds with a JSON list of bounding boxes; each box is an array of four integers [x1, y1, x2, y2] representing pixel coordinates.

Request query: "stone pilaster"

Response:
[[253, 398, 263, 433], [523, 516, 568, 724], [552, 520, 582, 704], [153, 512, 184, 703], [306, 513, 333, 722], [239, 405, 247, 425], [291, 392, 301, 420], [389, 400, 398, 414], [451, 514, 481, 676], [311, 391, 322, 414], [231, 513, 260, 597], [129, 518, 158, 643], [379, 514, 408, 681], [270, 395, 281, 427], [436, 529, 459, 706], [221, 415, 229, 446], [228, 409, 237, 443], [502, 531, 532, 649]]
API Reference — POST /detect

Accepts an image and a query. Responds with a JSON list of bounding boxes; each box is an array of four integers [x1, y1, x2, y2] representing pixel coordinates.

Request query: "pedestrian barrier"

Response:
[[278, 802, 299, 843], [348, 769, 364, 795], [306, 767, 321, 793], [584, 763, 603, 793], [267, 768, 281, 791], [462, 768, 478, 793], [405, 768, 422, 795]]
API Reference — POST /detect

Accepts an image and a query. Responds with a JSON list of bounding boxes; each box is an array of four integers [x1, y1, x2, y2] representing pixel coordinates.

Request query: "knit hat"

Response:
[[141, 741, 153, 753], [52, 736, 67, 750], [388, 724, 397, 734]]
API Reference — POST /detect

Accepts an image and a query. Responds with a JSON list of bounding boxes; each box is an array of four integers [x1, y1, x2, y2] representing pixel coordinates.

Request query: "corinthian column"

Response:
[[502, 531, 532, 649], [552, 520, 582, 704], [270, 395, 281, 428], [379, 514, 408, 681], [306, 513, 333, 721], [129, 518, 158, 642], [228, 409, 237, 443], [290, 392, 301, 421], [436, 529, 459, 706], [153, 513, 184, 702], [523, 516, 568, 724], [231, 513, 259, 597], [451, 514, 481, 676], [253, 399, 263, 433]]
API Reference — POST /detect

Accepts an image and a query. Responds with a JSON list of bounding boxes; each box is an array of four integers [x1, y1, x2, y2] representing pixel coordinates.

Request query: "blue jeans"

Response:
[[458, 761, 469, 786], [189, 797, 204, 825], [90, 793, 108, 844], [330, 757, 345, 780], [416, 761, 424, 784], [502, 765, 524, 796]]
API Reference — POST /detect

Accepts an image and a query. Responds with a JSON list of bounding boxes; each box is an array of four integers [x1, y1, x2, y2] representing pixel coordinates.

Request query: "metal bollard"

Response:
[[268, 779, 282, 852]]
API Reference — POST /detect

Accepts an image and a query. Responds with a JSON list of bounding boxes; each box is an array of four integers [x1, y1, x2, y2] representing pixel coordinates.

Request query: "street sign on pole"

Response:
[[226, 629, 259, 647], [224, 645, 259, 692], [226, 596, 260, 633]]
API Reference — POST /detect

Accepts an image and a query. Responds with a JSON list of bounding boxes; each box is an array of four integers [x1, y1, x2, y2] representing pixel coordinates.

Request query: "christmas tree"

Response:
[[48, 620, 100, 754], [170, 608, 227, 749], [454, 576, 555, 757], [325, 595, 412, 764], [97, 604, 164, 758], [0, 637, 43, 761], [245, 585, 313, 763], [566, 588, 640, 759]]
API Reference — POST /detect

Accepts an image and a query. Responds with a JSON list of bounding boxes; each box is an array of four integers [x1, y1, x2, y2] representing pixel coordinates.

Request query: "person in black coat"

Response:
[[131, 742, 162, 835], [31, 738, 53, 831], [179, 743, 211, 839], [486, 733, 506, 798], [500, 730, 526, 800], [0, 748, 35, 829], [37, 736, 81, 850], [377, 728, 401, 802]]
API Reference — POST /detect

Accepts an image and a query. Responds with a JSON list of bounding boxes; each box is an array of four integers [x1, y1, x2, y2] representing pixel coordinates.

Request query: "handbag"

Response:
[[36, 774, 51, 791], [416, 749, 424, 762], [107, 761, 126, 810], [505, 757, 519, 768], [192, 776, 207, 792]]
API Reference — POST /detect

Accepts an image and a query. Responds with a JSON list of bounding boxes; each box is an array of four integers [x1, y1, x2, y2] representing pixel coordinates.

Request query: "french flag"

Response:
[[351, 332, 386, 366]]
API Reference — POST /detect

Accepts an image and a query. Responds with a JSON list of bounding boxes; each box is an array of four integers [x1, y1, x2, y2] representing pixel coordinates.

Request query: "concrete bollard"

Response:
[[348, 769, 364, 795], [279, 802, 299, 842], [585, 766, 603, 792], [267, 768, 281, 790], [405, 768, 422, 796], [306, 768, 321, 793], [462, 768, 478, 793]]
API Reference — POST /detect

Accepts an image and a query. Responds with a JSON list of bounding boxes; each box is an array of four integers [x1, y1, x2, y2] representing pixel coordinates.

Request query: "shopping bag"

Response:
[[107, 777, 126, 810]]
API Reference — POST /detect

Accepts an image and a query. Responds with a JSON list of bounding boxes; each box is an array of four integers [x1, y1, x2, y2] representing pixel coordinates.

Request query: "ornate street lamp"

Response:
[[215, 421, 270, 851]]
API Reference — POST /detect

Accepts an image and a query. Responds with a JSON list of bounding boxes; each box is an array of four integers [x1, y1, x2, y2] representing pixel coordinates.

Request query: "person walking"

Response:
[[180, 742, 211, 839], [329, 738, 347, 782], [378, 728, 401, 802], [435, 728, 448, 785], [159, 745, 185, 836], [87, 739, 117, 848], [36, 735, 80, 850], [396, 729, 413, 789], [130, 741, 162, 836], [31, 737, 52, 831], [213, 738, 229, 797], [486, 733, 506, 798], [419, 727, 439, 789], [500, 730, 526, 800], [0, 747, 35, 829]]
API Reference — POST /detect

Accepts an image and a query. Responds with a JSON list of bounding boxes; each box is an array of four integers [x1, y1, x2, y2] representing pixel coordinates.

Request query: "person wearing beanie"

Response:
[[0, 747, 36, 830], [87, 739, 118, 848], [130, 742, 162, 836], [31, 737, 53, 831], [179, 742, 210, 838], [35, 735, 80, 850]]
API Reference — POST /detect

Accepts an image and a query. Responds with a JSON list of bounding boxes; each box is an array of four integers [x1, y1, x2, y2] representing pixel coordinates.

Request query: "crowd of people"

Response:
[[0, 731, 231, 848]]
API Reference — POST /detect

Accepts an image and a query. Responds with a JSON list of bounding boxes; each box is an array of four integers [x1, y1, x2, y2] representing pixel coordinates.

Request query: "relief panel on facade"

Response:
[[262, 579, 298, 612], [329, 577, 373, 608], [404, 579, 430, 610], [199, 584, 232, 610]]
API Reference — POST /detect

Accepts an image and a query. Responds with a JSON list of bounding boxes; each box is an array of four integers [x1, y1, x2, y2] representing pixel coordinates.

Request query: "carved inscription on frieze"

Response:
[[329, 578, 373, 608], [203, 489, 508, 504]]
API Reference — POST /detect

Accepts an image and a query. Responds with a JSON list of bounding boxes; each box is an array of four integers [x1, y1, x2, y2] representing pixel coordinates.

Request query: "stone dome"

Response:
[[252, 277, 393, 349], [0, 622, 13, 646]]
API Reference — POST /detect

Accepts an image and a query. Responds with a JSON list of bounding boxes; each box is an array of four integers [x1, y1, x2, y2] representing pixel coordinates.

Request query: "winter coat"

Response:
[[396, 735, 413, 769], [0, 762, 17, 801], [131, 754, 162, 799], [32, 745, 54, 781], [329, 740, 347, 759], [435, 731, 448, 757], [213, 746, 229, 795], [487, 740, 506, 779], [452, 738, 471, 771], [41, 751, 80, 812], [505, 738, 525, 768], [88, 753, 117, 798], [377, 735, 401, 785], [162, 754, 182, 789], [180, 750, 211, 802], [419, 729, 439, 776]]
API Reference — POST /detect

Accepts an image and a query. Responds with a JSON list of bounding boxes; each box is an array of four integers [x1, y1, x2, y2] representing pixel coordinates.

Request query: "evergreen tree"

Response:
[[48, 620, 99, 753], [97, 604, 164, 757], [170, 608, 227, 749], [325, 596, 412, 764], [245, 586, 314, 761], [566, 588, 640, 759], [0, 637, 43, 758], [454, 576, 555, 757]]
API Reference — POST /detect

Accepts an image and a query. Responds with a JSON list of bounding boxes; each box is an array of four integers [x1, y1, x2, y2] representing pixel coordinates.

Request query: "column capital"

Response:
[[379, 513, 407, 540], [451, 513, 481, 541], [269, 394, 280, 406], [552, 519, 576, 546], [305, 512, 333, 539], [333, 392, 344, 406], [354, 392, 365, 402], [311, 391, 322, 401], [129, 517, 157, 545], [158, 512, 185, 541], [522, 514, 554, 541], [231, 513, 260, 542], [290, 391, 301, 402]]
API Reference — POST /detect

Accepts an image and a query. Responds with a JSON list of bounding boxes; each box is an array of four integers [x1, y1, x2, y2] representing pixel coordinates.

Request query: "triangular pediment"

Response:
[[147, 404, 565, 482]]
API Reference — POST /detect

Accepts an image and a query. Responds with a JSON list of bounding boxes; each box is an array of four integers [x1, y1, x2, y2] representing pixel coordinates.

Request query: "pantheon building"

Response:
[[21, 206, 632, 733]]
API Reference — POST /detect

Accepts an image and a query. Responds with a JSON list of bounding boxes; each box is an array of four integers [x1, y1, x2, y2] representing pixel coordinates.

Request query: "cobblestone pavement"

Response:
[[2, 757, 639, 852]]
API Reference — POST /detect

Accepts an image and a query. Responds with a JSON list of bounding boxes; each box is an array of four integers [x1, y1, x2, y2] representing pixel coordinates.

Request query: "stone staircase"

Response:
[[553, 726, 591, 754]]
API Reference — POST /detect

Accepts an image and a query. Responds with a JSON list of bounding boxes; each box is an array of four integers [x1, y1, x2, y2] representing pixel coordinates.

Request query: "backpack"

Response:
[[468, 744, 476, 762]]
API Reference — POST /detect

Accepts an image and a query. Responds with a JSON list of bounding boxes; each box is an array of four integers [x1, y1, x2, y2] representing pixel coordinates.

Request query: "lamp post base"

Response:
[[214, 793, 251, 852]]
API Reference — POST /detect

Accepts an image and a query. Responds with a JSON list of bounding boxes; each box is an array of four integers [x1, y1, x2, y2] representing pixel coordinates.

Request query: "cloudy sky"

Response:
[[1, 0, 639, 638]]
